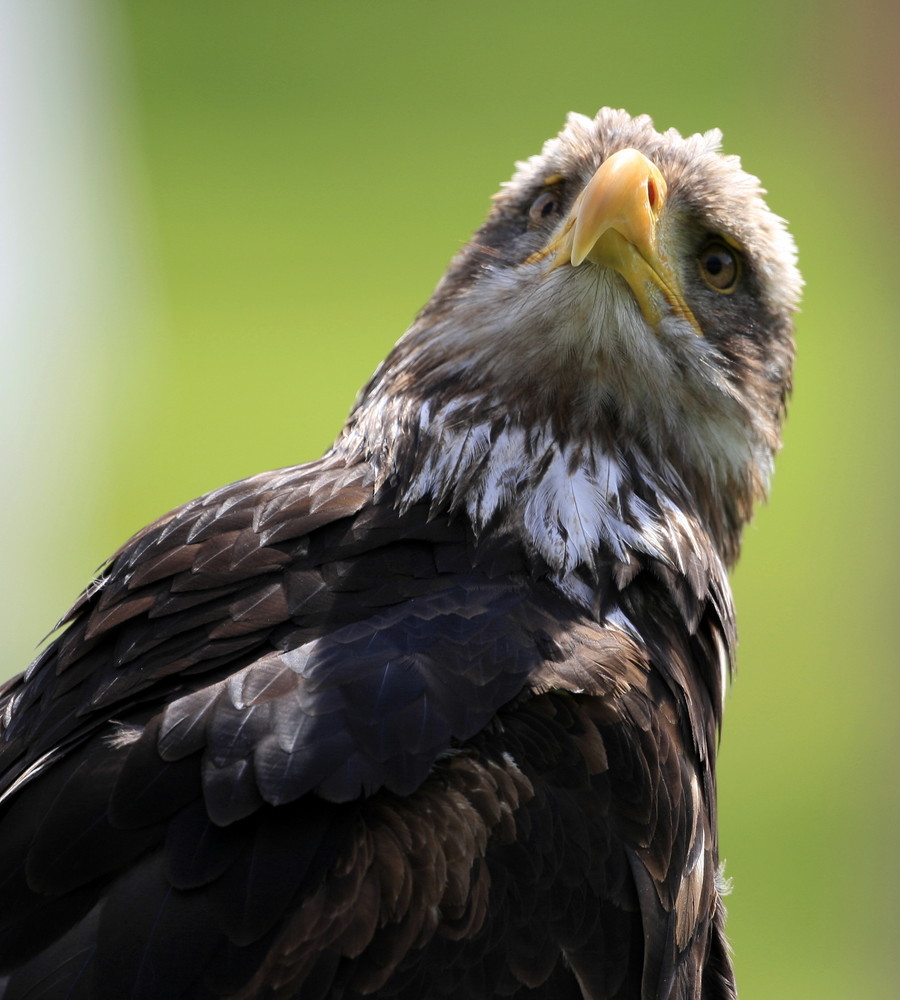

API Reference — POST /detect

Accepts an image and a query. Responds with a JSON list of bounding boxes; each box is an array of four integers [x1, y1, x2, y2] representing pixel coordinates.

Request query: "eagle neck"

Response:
[[339, 391, 733, 617]]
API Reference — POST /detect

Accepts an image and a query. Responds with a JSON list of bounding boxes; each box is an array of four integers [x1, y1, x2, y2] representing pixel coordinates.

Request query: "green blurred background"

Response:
[[2, 1, 897, 996]]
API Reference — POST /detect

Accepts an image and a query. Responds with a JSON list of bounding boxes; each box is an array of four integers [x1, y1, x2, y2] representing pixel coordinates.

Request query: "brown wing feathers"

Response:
[[0, 452, 726, 998]]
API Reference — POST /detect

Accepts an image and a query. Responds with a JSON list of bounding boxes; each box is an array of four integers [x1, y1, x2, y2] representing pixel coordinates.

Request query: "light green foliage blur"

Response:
[[2, 1, 897, 997]]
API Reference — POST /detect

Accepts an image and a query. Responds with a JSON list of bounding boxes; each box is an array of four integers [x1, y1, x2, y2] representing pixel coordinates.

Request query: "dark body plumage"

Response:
[[0, 110, 799, 999]]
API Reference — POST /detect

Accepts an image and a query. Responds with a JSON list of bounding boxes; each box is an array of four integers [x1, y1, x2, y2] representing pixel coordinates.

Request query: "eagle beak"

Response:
[[533, 148, 701, 335]]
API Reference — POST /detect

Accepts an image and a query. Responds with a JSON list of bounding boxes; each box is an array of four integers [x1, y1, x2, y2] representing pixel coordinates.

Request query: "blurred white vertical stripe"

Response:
[[0, 0, 156, 673]]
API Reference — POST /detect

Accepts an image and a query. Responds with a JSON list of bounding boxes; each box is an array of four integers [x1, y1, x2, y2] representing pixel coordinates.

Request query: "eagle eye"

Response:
[[527, 190, 562, 228], [698, 241, 739, 292]]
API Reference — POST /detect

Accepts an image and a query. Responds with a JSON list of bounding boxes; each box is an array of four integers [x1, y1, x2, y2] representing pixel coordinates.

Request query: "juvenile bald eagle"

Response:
[[0, 109, 800, 999]]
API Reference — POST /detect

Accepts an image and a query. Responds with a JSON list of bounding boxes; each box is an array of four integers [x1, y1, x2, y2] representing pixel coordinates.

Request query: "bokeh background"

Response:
[[2, 1, 897, 996]]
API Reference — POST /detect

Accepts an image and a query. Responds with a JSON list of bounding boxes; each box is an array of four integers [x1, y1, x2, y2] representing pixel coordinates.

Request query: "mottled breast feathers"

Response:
[[0, 450, 732, 999]]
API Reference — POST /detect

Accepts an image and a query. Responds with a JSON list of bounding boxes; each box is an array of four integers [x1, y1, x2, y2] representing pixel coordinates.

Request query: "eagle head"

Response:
[[342, 108, 801, 583]]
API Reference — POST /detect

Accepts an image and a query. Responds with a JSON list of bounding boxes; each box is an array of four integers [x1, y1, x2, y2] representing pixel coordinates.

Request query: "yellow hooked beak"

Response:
[[530, 148, 701, 335]]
